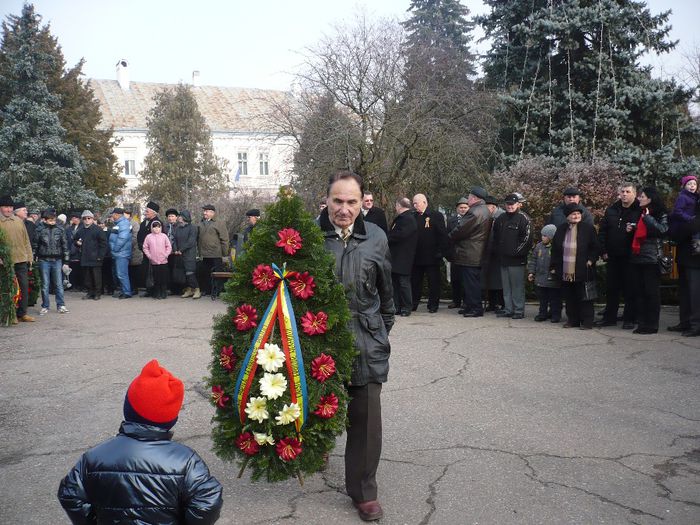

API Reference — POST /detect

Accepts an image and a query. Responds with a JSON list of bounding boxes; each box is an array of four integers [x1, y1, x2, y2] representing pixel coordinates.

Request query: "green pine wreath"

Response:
[[208, 189, 355, 482], [0, 228, 18, 326]]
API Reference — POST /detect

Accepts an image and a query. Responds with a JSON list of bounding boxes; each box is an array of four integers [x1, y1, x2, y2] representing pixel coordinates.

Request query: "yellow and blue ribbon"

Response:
[[234, 264, 308, 432]]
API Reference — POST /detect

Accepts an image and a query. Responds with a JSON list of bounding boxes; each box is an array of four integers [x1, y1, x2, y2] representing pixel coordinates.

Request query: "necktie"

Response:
[[341, 228, 351, 245]]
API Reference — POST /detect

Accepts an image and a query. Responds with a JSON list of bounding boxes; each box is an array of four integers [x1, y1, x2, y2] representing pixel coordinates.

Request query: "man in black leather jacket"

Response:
[[58, 360, 223, 524]]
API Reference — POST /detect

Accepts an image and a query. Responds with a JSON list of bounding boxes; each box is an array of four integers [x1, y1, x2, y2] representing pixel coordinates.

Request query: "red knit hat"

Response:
[[124, 360, 184, 426]]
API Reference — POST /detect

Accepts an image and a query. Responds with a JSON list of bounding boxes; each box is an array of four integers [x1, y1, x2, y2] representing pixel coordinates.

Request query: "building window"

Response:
[[123, 149, 136, 176], [259, 153, 269, 175], [237, 152, 248, 176]]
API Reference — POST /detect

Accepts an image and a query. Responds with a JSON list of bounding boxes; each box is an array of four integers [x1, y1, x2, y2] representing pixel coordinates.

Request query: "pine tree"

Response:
[[0, 8, 123, 203], [0, 4, 101, 211], [478, 0, 698, 188], [138, 83, 228, 209], [0, 228, 18, 327], [208, 189, 355, 482]]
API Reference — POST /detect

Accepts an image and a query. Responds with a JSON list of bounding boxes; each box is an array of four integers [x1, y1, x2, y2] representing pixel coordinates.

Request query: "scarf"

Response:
[[562, 223, 577, 282], [631, 211, 647, 255]]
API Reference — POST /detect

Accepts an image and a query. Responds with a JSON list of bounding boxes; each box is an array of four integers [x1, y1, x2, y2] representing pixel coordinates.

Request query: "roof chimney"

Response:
[[192, 70, 200, 87], [116, 59, 129, 91]]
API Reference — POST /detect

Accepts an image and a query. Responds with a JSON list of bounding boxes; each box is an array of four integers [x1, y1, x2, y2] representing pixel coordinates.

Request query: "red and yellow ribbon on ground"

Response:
[[234, 264, 308, 432]]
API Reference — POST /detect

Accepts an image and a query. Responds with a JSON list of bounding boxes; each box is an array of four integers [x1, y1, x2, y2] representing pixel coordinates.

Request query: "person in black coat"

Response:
[[446, 197, 469, 309], [174, 210, 200, 298], [362, 192, 388, 234], [596, 183, 642, 328], [58, 359, 223, 524], [411, 193, 448, 313], [672, 194, 700, 336], [73, 211, 107, 300], [628, 187, 669, 334], [137, 201, 162, 297], [550, 203, 600, 329], [388, 197, 418, 316]]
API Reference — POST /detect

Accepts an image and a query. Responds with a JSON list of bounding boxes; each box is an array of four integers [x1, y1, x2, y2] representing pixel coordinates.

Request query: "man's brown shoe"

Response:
[[353, 500, 383, 521], [18, 314, 35, 322]]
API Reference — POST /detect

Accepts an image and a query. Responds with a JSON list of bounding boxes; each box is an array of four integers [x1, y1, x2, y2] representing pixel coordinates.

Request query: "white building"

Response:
[[89, 60, 296, 202]]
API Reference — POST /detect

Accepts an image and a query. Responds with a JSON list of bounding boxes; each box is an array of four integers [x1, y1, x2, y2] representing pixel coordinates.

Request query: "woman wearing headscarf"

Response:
[[628, 187, 669, 334], [550, 203, 600, 330], [174, 210, 200, 299]]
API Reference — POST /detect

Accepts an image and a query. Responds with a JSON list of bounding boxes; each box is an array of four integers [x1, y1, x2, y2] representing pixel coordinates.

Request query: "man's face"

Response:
[[45, 216, 57, 226], [247, 215, 258, 226], [362, 194, 374, 210], [70, 216, 80, 225], [167, 214, 178, 224], [567, 211, 582, 224], [563, 194, 580, 205], [0, 206, 13, 218], [203, 209, 215, 220], [145, 208, 156, 219], [412, 195, 427, 214], [29, 213, 39, 222], [456, 203, 469, 215], [328, 178, 362, 229], [486, 204, 497, 214], [618, 186, 636, 206], [505, 202, 519, 213], [111, 212, 121, 222], [14, 207, 28, 220], [468, 193, 483, 207]]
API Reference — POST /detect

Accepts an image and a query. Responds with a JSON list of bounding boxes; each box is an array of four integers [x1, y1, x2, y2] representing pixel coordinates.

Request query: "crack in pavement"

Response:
[[418, 463, 450, 525], [649, 407, 700, 422]]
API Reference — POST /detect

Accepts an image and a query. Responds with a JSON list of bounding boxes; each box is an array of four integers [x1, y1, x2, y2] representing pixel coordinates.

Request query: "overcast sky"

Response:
[[1, 0, 697, 91]]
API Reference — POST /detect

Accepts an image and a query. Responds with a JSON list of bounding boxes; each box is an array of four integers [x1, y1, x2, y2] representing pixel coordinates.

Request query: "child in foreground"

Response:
[[57, 359, 223, 524]]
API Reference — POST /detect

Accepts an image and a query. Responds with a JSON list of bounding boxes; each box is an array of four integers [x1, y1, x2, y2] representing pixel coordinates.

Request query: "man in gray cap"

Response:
[[197, 204, 229, 297], [548, 187, 594, 228], [448, 187, 493, 317]]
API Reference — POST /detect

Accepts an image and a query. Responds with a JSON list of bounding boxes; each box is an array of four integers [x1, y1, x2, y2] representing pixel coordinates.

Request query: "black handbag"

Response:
[[581, 266, 597, 301], [657, 241, 673, 275]]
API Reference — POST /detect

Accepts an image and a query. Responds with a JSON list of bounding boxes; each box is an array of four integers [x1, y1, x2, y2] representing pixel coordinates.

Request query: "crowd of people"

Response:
[[0, 196, 263, 322], [2, 175, 699, 338]]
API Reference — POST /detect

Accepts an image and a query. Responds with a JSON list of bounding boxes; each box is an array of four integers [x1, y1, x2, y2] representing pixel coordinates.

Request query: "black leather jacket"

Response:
[[319, 210, 395, 386], [57, 421, 223, 525], [33, 223, 68, 261]]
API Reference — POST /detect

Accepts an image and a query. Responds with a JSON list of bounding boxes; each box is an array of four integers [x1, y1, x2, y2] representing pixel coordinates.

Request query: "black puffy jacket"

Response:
[[33, 223, 68, 261], [57, 421, 223, 525]]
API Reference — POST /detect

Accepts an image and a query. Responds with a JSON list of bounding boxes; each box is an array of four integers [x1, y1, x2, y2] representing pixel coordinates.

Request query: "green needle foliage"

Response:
[[0, 229, 17, 326], [208, 189, 355, 482]]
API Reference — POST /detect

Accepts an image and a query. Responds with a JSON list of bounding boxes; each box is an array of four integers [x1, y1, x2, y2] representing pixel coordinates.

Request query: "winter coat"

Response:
[[387, 209, 418, 275], [109, 216, 132, 259], [25, 219, 37, 246], [33, 223, 68, 261], [363, 206, 388, 234], [674, 209, 700, 268], [527, 241, 560, 288], [492, 211, 533, 266], [669, 189, 699, 235], [57, 421, 223, 525], [143, 232, 172, 265], [412, 208, 448, 266], [74, 224, 107, 267], [550, 222, 600, 282], [65, 224, 81, 260], [197, 219, 229, 258], [319, 210, 394, 386], [597, 200, 642, 258], [630, 209, 669, 266], [548, 203, 594, 228], [448, 202, 493, 267], [0, 215, 32, 264], [164, 221, 179, 252], [174, 212, 198, 274], [129, 219, 143, 266]]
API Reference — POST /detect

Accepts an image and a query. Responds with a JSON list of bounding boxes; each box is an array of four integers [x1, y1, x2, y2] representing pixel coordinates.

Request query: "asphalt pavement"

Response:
[[1, 293, 698, 524]]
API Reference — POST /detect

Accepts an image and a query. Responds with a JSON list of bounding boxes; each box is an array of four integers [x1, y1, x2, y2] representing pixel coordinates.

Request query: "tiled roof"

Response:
[[89, 79, 289, 133]]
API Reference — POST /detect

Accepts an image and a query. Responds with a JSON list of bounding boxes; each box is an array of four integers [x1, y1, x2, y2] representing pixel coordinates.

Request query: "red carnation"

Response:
[[219, 345, 236, 371], [301, 310, 328, 336], [252, 264, 279, 292], [314, 393, 339, 419], [276, 437, 302, 461], [233, 304, 258, 331], [211, 385, 230, 408], [236, 432, 260, 456], [288, 271, 316, 300], [276, 228, 303, 255], [311, 353, 336, 382]]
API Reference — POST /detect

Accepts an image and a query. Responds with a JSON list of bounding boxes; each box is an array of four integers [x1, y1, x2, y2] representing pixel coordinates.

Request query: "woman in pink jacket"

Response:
[[142, 221, 172, 299]]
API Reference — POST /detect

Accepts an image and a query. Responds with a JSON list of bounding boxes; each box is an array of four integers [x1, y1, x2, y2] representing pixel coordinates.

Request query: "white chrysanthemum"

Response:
[[275, 403, 301, 425], [253, 432, 275, 446], [256, 343, 285, 372], [244, 396, 269, 422], [259, 372, 287, 399]]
